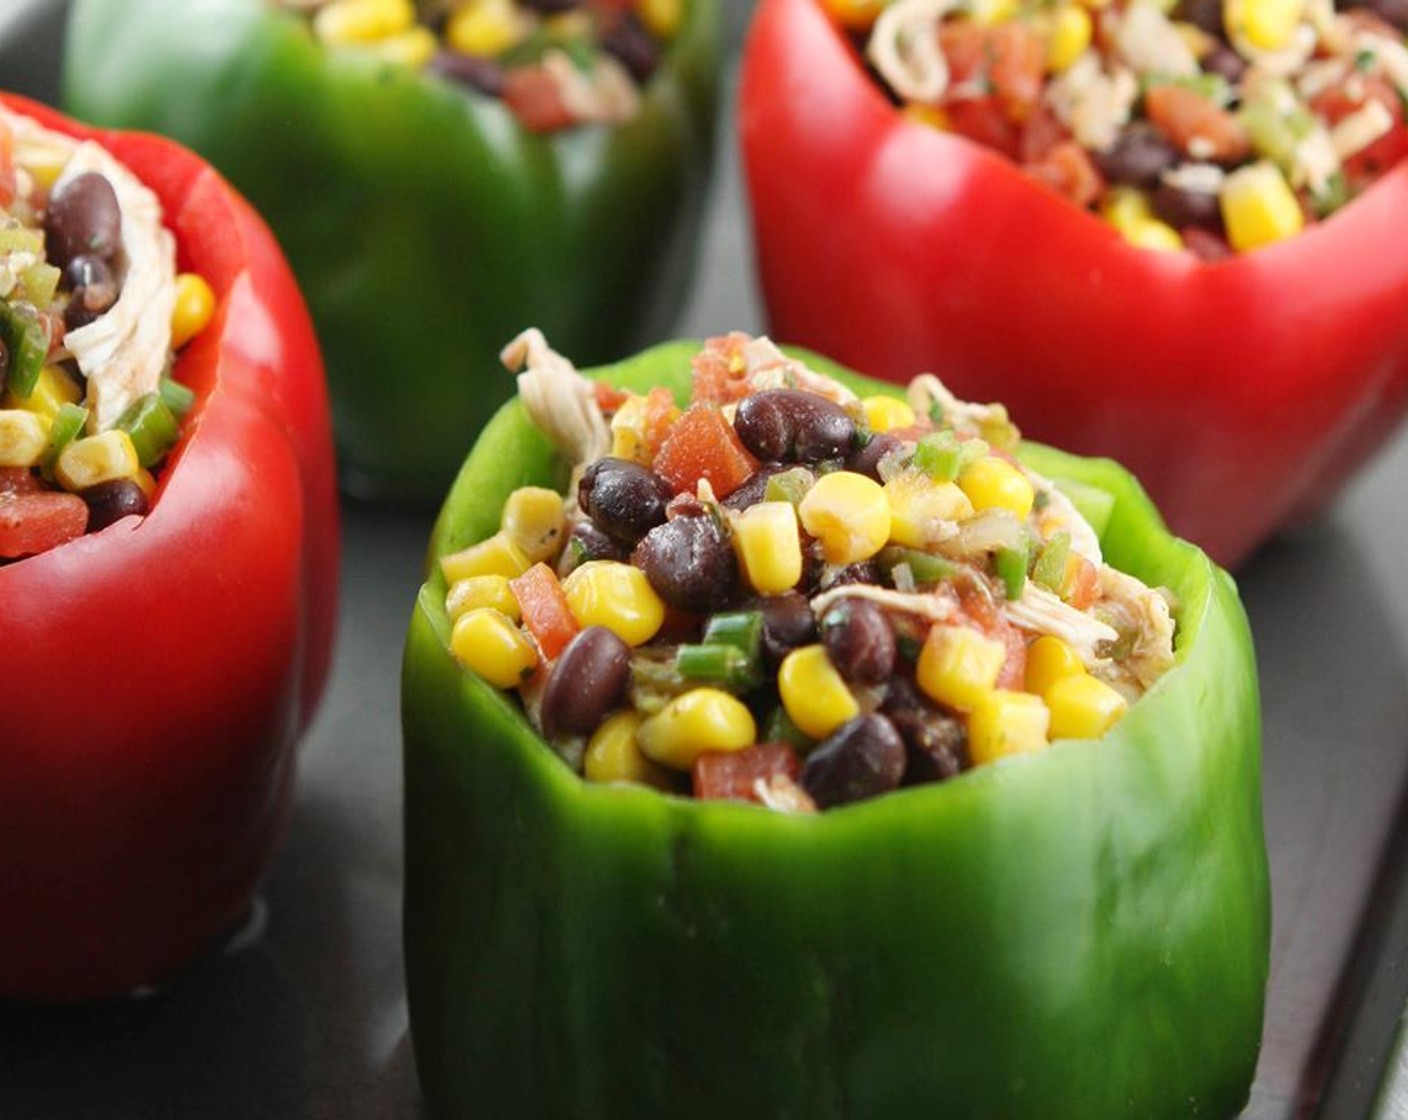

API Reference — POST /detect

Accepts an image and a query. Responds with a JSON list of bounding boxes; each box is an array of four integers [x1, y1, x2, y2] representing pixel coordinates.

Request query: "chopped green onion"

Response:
[[763, 705, 813, 750], [878, 545, 957, 586], [702, 610, 763, 658], [1032, 531, 1071, 593], [763, 466, 815, 506], [675, 643, 759, 693], [42, 402, 88, 479], [116, 391, 181, 468], [0, 227, 43, 255], [0, 300, 51, 399], [20, 262, 61, 310], [159, 376, 196, 419]]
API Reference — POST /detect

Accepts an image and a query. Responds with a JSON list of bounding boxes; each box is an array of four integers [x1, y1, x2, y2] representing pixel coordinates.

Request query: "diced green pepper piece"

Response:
[[116, 391, 180, 468], [1032, 530, 1072, 593], [20, 262, 61, 310], [158, 375, 196, 419], [42, 402, 89, 480], [0, 227, 44, 255], [762, 704, 812, 750], [762, 467, 814, 506], [913, 431, 962, 481], [0, 300, 51, 400], [878, 545, 958, 586], [995, 540, 1029, 600]]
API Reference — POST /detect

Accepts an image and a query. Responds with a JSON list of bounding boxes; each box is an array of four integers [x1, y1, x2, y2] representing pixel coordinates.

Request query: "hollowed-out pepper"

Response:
[[739, 0, 1408, 569], [401, 342, 1269, 1118], [0, 94, 339, 1001], [62, 0, 720, 500]]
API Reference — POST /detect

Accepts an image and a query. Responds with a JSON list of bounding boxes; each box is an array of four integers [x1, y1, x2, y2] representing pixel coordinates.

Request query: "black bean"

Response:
[[733, 389, 857, 463], [819, 597, 895, 686], [63, 254, 120, 332], [813, 555, 878, 594], [82, 478, 148, 532], [720, 464, 789, 511], [427, 51, 506, 97], [801, 714, 906, 808], [881, 676, 969, 784], [845, 432, 901, 481], [1172, 0, 1224, 35], [45, 172, 122, 270], [520, 0, 580, 11], [1201, 44, 1247, 83], [1094, 124, 1179, 188], [757, 590, 817, 668], [600, 11, 662, 84], [578, 457, 672, 545], [563, 520, 626, 568], [1355, 0, 1408, 31], [1150, 183, 1223, 232], [540, 626, 632, 741], [631, 514, 739, 613]]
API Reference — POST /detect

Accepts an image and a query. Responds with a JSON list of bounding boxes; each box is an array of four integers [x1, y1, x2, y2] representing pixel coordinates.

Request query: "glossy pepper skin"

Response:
[[0, 95, 339, 1001], [62, 0, 720, 501], [401, 342, 1268, 1119], [739, 0, 1408, 569]]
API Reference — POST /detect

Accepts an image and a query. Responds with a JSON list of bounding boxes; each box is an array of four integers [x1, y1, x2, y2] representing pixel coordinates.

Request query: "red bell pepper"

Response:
[[0, 94, 338, 1000], [739, 0, 1408, 568]]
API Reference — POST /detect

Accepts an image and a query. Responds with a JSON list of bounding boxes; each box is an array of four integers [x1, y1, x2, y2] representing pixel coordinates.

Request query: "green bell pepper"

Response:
[[62, 0, 719, 499], [402, 343, 1269, 1119]]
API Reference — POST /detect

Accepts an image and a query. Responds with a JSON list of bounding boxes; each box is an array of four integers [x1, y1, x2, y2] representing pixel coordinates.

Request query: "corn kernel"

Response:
[[446, 574, 521, 622], [562, 560, 665, 647], [971, 0, 1019, 23], [904, 104, 951, 130], [1225, 0, 1303, 51], [820, 0, 886, 30], [133, 467, 157, 499], [1024, 634, 1086, 696], [968, 690, 1051, 765], [313, 0, 414, 44], [637, 0, 684, 37], [637, 688, 756, 770], [1047, 5, 1093, 72], [916, 624, 1007, 712], [1046, 673, 1129, 739], [441, 531, 532, 584], [0, 409, 50, 468], [797, 470, 891, 565], [609, 394, 664, 463], [885, 471, 974, 549], [170, 273, 216, 349], [3, 364, 80, 418], [55, 429, 138, 490], [778, 644, 860, 741], [1220, 161, 1304, 253], [1101, 186, 1154, 234], [584, 711, 673, 788], [1123, 217, 1184, 253], [957, 455, 1035, 519], [450, 608, 538, 689], [731, 500, 803, 594], [500, 486, 567, 563], [369, 25, 438, 67], [445, 0, 527, 57], [861, 395, 916, 434]]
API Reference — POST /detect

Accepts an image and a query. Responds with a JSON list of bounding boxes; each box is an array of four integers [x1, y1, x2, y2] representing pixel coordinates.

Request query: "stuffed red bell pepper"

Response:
[[0, 94, 338, 1001], [740, 0, 1408, 567]]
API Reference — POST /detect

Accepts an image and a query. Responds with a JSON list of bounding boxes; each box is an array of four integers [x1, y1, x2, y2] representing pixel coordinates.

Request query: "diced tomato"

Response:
[[954, 580, 1027, 689], [1311, 75, 1408, 189], [0, 116, 15, 209], [594, 382, 631, 413], [1025, 140, 1105, 207], [652, 402, 760, 498], [945, 96, 1023, 160], [939, 21, 989, 86], [502, 67, 575, 133], [693, 742, 801, 802], [1144, 83, 1251, 163], [510, 562, 580, 660], [988, 23, 1046, 122], [690, 332, 754, 404], [1062, 554, 1101, 611], [1183, 226, 1233, 262], [0, 490, 88, 559], [0, 467, 43, 496], [1019, 101, 1070, 164], [641, 387, 680, 463]]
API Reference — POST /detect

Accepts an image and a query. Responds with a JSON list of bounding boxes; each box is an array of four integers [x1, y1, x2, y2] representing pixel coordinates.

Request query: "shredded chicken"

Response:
[[1330, 99, 1394, 160], [1112, 3, 1199, 79], [906, 373, 1007, 433], [543, 51, 640, 126], [501, 327, 610, 466], [1161, 162, 1225, 196], [1007, 584, 1119, 666], [867, 0, 958, 105], [1046, 53, 1139, 152], [810, 584, 957, 626], [1356, 31, 1408, 99], [741, 337, 858, 405], [753, 774, 817, 814], [1096, 567, 1177, 691], [1029, 476, 1103, 566], [1293, 126, 1341, 194]]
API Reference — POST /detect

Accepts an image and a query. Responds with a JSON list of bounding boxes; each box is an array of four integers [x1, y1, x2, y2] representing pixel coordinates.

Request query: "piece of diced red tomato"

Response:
[[502, 67, 575, 133], [0, 490, 89, 559], [693, 742, 801, 802], [652, 403, 759, 498], [1025, 140, 1105, 207], [510, 562, 580, 660], [691, 332, 755, 404]]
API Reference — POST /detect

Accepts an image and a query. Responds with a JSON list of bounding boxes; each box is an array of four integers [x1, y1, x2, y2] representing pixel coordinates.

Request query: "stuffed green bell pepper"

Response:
[[402, 334, 1268, 1118], [62, 0, 719, 499]]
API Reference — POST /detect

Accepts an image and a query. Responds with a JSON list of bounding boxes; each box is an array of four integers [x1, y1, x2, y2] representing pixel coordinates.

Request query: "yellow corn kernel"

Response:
[[450, 608, 538, 689], [1225, 0, 1303, 51], [545, 11, 594, 39], [133, 467, 157, 499], [1173, 20, 1217, 58], [369, 25, 438, 67], [637, 0, 684, 38], [904, 104, 951, 130], [1124, 217, 1185, 253], [885, 470, 974, 549], [968, 690, 1051, 765], [441, 531, 532, 584], [584, 711, 673, 788], [731, 500, 803, 595], [1101, 186, 1154, 235], [1046, 673, 1129, 740], [916, 624, 1007, 712], [820, 0, 886, 30], [2, 364, 80, 418], [778, 644, 859, 741], [1047, 5, 1092, 72], [957, 455, 1035, 519], [637, 688, 757, 770], [860, 395, 916, 434], [55, 429, 138, 490], [500, 486, 567, 563], [445, 0, 527, 57], [562, 560, 665, 647], [313, 0, 414, 44], [446, 574, 521, 622], [971, 0, 1019, 23], [609, 394, 663, 463], [170, 272, 216, 349], [797, 470, 891, 565], [1024, 634, 1086, 696], [1220, 161, 1304, 253], [0, 409, 50, 467]]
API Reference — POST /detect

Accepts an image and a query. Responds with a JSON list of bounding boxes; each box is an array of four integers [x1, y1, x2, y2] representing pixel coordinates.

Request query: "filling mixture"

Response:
[[276, 0, 684, 131], [0, 107, 213, 562], [442, 330, 1178, 813], [839, 0, 1408, 256]]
